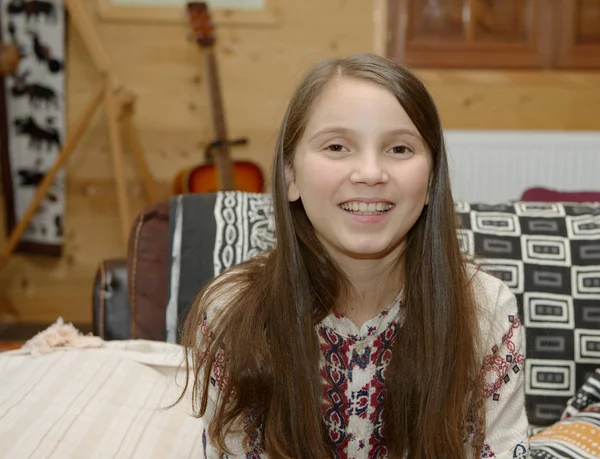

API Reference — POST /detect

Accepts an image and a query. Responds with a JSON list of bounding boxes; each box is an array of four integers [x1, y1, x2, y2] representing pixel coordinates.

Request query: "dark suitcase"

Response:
[[92, 258, 130, 340]]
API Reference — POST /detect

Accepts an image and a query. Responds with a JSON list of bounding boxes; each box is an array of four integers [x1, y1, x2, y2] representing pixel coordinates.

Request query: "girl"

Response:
[[180, 53, 529, 458]]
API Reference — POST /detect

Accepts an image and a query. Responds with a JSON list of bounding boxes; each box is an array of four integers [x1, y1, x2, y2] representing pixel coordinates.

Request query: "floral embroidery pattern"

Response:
[[199, 315, 230, 391], [481, 314, 525, 402], [244, 408, 264, 458], [367, 323, 397, 458], [319, 326, 352, 453], [480, 443, 496, 457]]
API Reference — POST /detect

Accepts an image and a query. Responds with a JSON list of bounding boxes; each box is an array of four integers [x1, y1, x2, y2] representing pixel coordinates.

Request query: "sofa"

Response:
[[90, 190, 600, 455]]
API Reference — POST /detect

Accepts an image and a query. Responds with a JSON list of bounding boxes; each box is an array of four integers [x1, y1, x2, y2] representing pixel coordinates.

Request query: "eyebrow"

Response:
[[308, 127, 423, 143]]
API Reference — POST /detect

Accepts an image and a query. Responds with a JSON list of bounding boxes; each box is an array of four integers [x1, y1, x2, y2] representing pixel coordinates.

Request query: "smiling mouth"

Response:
[[339, 202, 395, 215]]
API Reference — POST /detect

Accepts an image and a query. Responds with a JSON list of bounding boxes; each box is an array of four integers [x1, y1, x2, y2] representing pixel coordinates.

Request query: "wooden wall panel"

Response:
[[422, 71, 600, 130], [1, 0, 600, 325]]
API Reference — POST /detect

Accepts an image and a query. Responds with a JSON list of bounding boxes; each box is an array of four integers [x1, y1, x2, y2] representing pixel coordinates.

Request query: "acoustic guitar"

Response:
[[173, 1, 264, 195]]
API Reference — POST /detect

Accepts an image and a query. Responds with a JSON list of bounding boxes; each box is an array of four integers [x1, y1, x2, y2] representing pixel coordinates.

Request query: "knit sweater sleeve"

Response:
[[194, 272, 267, 459], [474, 270, 530, 458], [197, 318, 257, 458]]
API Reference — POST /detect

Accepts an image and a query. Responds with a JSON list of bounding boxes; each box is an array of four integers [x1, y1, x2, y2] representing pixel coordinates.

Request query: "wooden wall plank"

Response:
[[420, 70, 600, 130]]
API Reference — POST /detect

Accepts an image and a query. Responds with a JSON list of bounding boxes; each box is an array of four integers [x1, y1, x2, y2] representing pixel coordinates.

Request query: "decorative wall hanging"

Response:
[[0, 0, 66, 256]]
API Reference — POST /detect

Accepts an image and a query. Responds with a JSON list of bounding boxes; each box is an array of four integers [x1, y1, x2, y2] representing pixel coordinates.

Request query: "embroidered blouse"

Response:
[[197, 268, 530, 458]]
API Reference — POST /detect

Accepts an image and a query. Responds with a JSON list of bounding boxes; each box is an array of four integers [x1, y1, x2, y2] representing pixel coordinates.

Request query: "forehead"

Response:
[[304, 78, 418, 134]]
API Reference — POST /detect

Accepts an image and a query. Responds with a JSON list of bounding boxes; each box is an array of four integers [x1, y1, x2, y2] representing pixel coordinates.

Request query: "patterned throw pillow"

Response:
[[455, 201, 600, 427], [529, 369, 600, 458]]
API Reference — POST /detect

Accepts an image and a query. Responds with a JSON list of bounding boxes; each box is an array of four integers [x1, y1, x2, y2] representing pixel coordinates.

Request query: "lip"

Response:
[[342, 210, 392, 224]]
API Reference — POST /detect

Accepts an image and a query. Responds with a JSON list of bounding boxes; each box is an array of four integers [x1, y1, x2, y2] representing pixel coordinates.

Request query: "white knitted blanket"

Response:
[[0, 325, 204, 458]]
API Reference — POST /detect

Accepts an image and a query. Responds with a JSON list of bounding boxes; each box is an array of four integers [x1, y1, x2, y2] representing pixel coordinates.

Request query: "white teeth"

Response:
[[340, 201, 392, 214]]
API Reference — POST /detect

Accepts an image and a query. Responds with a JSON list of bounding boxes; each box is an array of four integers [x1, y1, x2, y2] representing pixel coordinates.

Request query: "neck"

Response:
[[334, 250, 404, 328]]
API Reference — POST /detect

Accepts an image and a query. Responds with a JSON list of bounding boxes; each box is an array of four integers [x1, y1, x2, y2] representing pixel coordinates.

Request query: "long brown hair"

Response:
[[179, 53, 483, 458]]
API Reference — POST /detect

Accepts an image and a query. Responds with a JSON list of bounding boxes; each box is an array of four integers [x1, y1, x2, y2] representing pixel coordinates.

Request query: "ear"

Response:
[[285, 165, 300, 202]]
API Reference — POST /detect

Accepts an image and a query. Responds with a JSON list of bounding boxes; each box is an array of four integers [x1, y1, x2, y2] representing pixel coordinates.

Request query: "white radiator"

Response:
[[444, 130, 600, 202]]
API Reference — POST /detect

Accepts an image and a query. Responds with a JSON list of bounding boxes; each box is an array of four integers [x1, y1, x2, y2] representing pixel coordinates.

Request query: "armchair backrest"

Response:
[[165, 192, 274, 342]]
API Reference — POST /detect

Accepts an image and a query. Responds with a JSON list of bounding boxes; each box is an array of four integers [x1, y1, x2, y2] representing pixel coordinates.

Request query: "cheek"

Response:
[[296, 157, 345, 196], [395, 159, 431, 198]]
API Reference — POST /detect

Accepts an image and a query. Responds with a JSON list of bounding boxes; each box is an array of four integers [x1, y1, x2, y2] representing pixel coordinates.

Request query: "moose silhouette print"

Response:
[[17, 168, 45, 186], [28, 31, 63, 73], [16, 166, 60, 206], [13, 115, 61, 151], [7, 0, 58, 23], [11, 70, 59, 108], [54, 214, 62, 237], [6, 21, 27, 59]]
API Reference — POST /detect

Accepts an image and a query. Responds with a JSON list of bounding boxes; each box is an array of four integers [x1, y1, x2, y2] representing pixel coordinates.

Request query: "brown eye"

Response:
[[388, 145, 411, 154], [326, 144, 348, 152]]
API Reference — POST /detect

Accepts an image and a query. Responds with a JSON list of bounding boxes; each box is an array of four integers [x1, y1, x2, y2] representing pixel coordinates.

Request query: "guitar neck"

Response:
[[204, 50, 228, 144], [204, 50, 235, 190]]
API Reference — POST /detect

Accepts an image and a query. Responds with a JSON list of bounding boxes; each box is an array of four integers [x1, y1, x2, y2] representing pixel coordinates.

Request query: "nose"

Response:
[[350, 151, 389, 186]]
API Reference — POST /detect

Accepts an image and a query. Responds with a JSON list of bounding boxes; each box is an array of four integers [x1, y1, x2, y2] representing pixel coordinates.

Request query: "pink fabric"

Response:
[[520, 187, 600, 203], [22, 317, 104, 355]]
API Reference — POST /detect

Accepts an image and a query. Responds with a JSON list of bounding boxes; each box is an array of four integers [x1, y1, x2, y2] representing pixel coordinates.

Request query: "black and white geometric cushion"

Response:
[[456, 201, 600, 427]]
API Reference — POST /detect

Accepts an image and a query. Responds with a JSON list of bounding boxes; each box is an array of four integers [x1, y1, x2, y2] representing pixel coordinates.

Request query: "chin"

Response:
[[344, 245, 396, 260]]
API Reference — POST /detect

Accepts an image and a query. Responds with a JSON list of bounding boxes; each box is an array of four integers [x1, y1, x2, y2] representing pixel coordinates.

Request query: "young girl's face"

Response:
[[286, 77, 431, 264]]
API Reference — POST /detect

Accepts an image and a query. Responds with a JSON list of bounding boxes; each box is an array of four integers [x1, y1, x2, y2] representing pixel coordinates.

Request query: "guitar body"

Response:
[[173, 161, 263, 194]]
